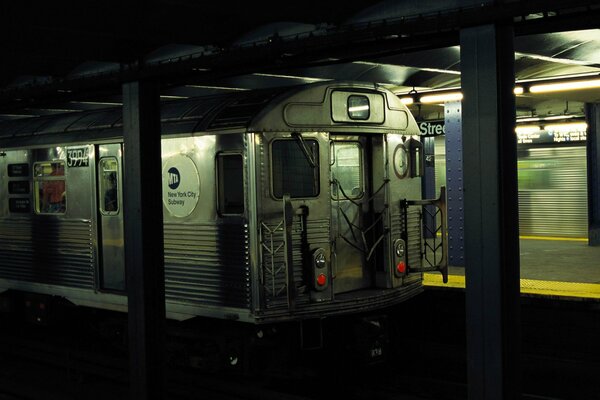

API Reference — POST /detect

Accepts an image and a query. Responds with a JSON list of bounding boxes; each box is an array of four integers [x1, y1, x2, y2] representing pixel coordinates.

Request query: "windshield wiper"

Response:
[[292, 132, 318, 168]]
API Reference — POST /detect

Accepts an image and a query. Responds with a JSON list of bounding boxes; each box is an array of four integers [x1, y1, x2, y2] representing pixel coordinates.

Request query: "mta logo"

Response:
[[168, 167, 180, 189]]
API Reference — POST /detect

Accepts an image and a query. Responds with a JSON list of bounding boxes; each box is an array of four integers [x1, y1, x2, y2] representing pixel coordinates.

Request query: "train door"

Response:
[[330, 135, 371, 293], [97, 144, 125, 291]]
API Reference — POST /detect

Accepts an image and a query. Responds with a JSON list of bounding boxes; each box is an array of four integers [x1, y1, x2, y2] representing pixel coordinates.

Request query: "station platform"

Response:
[[424, 237, 600, 300]]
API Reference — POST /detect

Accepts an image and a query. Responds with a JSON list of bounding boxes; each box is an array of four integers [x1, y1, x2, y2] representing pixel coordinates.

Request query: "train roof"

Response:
[[0, 81, 419, 148]]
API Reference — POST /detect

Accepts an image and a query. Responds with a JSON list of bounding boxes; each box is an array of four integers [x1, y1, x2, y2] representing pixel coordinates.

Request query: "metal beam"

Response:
[[585, 103, 600, 246], [460, 24, 521, 399], [122, 80, 166, 400], [444, 101, 465, 267]]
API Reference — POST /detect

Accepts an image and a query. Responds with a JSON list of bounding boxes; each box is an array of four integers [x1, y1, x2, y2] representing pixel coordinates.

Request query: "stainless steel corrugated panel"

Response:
[[163, 223, 251, 308], [261, 218, 330, 309], [518, 146, 588, 238], [0, 219, 95, 288], [390, 207, 422, 269]]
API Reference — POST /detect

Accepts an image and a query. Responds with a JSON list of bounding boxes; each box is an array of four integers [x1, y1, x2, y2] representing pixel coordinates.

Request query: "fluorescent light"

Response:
[[517, 115, 577, 123], [515, 125, 540, 134], [185, 85, 250, 91], [530, 79, 600, 93], [514, 86, 524, 95], [252, 73, 332, 82], [419, 92, 463, 104], [400, 97, 414, 105], [544, 122, 588, 131]]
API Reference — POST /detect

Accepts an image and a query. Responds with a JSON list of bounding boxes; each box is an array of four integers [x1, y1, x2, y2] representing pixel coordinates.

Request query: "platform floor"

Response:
[[424, 238, 600, 300]]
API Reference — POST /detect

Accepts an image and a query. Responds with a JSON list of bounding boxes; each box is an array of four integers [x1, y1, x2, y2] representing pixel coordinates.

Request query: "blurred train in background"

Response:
[[432, 121, 588, 238]]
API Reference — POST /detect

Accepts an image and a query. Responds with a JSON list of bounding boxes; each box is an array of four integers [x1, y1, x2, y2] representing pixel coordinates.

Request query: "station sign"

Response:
[[517, 130, 586, 144], [418, 121, 445, 136]]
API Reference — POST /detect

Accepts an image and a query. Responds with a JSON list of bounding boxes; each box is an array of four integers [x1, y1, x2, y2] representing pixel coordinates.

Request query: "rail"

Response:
[[406, 186, 448, 283]]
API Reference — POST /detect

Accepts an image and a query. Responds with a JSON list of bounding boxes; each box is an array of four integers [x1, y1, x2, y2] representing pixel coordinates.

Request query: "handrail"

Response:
[[282, 194, 296, 311], [407, 186, 448, 283]]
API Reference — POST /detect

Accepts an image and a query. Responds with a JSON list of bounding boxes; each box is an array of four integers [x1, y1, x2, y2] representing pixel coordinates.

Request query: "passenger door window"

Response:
[[99, 158, 119, 215], [331, 142, 363, 199]]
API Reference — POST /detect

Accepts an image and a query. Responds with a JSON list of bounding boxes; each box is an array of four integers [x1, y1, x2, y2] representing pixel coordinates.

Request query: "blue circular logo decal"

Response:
[[167, 167, 180, 190]]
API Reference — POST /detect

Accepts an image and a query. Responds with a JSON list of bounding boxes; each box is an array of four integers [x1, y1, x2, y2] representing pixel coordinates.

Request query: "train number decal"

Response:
[[67, 147, 90, 167]]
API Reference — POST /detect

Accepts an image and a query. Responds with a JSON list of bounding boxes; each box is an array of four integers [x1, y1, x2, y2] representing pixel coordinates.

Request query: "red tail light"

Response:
[[316, 273, 327, 286], [396, 261, 406, 274]]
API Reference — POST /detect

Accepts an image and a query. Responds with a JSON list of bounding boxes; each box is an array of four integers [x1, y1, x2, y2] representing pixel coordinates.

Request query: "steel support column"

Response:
[[122, 81, 166, 400], [444, 101, 465, 267], [460, 24, 521, 399], [585, 103, 600, 246]]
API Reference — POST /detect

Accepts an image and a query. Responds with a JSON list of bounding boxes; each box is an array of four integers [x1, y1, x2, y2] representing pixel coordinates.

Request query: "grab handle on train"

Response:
[[406, 186, 448, 283], [283, 194, 296, 311]]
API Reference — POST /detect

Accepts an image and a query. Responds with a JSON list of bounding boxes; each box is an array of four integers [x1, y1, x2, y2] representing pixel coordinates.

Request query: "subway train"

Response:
[[434, 137, 588, 238], [0, 82, 446, 365]]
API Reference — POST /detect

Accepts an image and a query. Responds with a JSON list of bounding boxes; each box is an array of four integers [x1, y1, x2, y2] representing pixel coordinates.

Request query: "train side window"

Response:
[[34, 161, 66, 214], [217, 153, 244, 215], [271, 139, 320, 199], [407, 138, 424, 178], [99, 158, 119, 214], [331, 142, 363, 199]]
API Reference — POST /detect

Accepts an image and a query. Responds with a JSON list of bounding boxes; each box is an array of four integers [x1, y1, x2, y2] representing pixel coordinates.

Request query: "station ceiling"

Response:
[[2, 0, 600, 122]]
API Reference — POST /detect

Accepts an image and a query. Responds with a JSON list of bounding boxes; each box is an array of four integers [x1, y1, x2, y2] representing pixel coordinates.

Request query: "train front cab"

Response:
[[250, 83, 448, 323]]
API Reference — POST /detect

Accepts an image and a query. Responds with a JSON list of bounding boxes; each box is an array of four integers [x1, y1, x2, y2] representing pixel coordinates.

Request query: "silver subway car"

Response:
[[0, 81, 446, 324]]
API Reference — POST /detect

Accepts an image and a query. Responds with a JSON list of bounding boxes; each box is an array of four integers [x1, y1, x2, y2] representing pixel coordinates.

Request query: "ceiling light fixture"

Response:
[[544, 122, 588, 131], [419, 92, 463, 104], [529, 78, 600, 93], [515, 125, 540, 134], [517, 115, 578, 123]]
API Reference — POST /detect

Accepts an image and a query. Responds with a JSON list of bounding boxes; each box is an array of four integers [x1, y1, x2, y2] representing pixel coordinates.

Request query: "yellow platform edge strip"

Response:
[[423, 273, 600, 299], [519, 235, 588, 242]]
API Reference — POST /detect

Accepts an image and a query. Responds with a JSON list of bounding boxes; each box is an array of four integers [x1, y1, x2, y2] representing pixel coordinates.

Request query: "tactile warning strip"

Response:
[[423, 273, 600, 299]]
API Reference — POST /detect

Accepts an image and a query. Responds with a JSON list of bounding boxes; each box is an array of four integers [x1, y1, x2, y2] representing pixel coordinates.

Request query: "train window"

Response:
[[331, 142, 363, 199], [99, 158, 119, 214], [217, 154, 244, 215], [33, 161, 66, 214], [407, 138, 424, 178], [272, 139, 320, 199], [347, 95, 370, 120]]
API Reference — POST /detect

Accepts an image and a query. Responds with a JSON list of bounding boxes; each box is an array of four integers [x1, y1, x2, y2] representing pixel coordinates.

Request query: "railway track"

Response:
[[0, 288, 598, 400]]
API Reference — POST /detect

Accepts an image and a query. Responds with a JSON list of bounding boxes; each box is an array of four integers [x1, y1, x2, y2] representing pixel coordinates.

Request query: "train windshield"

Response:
[[271, 139, 319, 199]]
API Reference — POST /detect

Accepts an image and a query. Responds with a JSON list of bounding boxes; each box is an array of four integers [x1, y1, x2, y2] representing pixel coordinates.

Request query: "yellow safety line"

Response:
[[519, 235, 588, 242], [423, 273, 600, 299]]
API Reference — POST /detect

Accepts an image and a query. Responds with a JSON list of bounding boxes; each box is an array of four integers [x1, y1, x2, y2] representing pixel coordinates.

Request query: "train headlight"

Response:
[[394, 240, 405, 258], [314, 249, 326, 269]]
